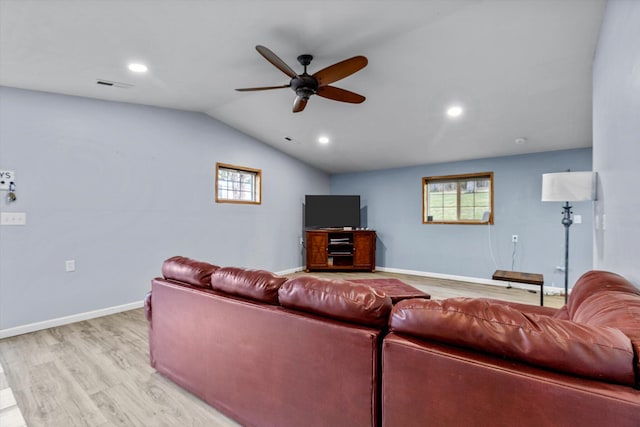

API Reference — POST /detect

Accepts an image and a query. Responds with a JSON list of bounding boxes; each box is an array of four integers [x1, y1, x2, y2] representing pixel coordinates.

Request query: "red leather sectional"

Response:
[[145, 257, 640, 426], [383, 270, 640, 426], [146, 256, 392, 427]]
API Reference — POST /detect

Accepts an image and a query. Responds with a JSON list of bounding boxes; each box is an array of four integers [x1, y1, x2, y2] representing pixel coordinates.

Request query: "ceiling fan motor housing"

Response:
[[291, 74, 318, 99]]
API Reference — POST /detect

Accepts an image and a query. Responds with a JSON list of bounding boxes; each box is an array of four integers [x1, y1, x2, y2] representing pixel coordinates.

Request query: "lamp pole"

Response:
[[542, 171, 595, 304], [561, 201, 573, 304]]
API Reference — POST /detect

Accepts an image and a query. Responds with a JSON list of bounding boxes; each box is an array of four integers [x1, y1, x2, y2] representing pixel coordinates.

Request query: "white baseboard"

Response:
[[275, 266, 306, 275], [543, 286, 566, 296], [0, 300, 144, 339]]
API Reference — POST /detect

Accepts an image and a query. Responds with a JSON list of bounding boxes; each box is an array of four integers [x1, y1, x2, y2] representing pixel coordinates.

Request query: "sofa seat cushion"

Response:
[[210, 267, 287, 304], [162, 256, 219, 288], [279, 276, 392, 327], [389, 297, 636, 385]]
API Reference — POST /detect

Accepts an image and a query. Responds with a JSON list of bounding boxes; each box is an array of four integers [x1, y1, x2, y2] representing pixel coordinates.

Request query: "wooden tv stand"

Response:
[[305, 229, 376, 272]]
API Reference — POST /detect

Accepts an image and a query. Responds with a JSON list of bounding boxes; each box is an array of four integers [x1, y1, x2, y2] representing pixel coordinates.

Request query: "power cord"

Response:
[[507, 240, 517, 289], [487, 221, 499, 270]]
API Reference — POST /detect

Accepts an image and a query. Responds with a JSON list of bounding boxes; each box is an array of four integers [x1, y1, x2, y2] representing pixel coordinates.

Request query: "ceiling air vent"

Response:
[[96, 79, 133, 89]]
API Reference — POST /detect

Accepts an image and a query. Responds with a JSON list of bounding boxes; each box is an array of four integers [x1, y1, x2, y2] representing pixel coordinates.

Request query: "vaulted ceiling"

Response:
[[0, 0, 605, 173]]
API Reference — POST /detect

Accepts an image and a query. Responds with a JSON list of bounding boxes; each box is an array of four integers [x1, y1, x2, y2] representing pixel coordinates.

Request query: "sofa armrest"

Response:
[[389, 297, 636, 385], [144, 291, 152, 322]]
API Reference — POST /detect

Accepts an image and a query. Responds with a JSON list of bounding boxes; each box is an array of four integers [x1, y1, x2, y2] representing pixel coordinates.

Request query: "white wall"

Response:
[[592, 0, 640, 286], [0, 87, 329, 331]]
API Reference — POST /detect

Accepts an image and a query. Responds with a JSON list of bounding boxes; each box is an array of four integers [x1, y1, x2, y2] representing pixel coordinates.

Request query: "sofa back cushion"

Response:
[[278, 276, 392, 327], [389, 297, 636, 385], [210, 267, 287, 304], [162, 256, 219, 288]]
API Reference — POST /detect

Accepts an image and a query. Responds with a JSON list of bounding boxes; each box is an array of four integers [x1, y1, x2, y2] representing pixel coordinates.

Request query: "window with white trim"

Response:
[[216, 163, 262, 204]]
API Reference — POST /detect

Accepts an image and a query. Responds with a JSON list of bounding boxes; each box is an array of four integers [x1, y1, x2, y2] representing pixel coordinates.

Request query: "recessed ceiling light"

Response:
[[515, 137, 527, 145], [446, 105, 463, 118], [318, 136, 330, 144], [128, 63, 148, 73]]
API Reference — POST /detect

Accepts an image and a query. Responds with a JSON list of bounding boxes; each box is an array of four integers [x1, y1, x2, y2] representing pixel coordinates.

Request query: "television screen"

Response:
[[305, 195, 361, 229]]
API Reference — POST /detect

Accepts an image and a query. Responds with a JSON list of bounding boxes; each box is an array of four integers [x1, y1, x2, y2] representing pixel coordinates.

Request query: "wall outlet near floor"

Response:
[[65, 260, 76, 272], [511, 234, 519, 243]]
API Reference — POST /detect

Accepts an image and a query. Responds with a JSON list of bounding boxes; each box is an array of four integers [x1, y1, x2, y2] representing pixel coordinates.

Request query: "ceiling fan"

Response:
[[236, 45, 368, 113]]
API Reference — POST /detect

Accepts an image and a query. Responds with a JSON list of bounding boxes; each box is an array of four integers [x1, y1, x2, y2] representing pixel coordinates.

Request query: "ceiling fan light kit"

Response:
[[236, 45, 368, 113]]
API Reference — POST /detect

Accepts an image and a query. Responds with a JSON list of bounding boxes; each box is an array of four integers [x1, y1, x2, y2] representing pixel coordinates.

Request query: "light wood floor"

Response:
[[0, 310, 241, 427], [0, 271, 564, 427]]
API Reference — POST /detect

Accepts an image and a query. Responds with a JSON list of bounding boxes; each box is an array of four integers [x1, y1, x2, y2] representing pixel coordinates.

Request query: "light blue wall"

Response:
[[0, 87, 329, 330], [331, 149, 593, 287], [592, 0, 640, 287]]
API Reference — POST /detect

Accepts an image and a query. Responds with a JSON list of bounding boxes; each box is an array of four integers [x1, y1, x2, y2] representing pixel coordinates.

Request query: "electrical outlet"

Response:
[[65, 260, 75, 272], [511, 234, 519, 243]]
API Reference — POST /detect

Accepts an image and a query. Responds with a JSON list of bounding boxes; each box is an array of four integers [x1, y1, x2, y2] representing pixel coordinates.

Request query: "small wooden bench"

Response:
[[492, 270, 544, 306]]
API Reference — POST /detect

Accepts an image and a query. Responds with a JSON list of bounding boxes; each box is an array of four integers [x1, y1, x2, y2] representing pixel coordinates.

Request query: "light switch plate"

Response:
[[0, 212, 26, 225]]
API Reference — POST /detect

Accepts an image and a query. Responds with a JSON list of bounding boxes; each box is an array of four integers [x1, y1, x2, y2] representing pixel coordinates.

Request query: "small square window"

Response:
[[423, 172, 493, 224], [216, 163, 261, 204]]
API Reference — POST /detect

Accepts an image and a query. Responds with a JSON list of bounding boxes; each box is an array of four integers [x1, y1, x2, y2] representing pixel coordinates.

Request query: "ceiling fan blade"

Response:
[[293, 96, 308, 113], [235, 84, 290, 92], [255, 45, 298, 78], [316, 86, 366, 104], [313, 56, 368, 87]]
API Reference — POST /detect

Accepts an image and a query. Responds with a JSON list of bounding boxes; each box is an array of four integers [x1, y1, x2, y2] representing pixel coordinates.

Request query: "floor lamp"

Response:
[[541, 171, 596, 303]]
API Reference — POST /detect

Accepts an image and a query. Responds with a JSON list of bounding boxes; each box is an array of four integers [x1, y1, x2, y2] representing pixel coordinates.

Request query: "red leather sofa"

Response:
[[383, 270, 640, 427], [146, 257, 640, 427], [145, 256, 393, 427]]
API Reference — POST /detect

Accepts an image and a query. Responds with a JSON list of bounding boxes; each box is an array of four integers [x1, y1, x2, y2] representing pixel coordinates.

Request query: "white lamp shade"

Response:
[[541, 171, 596, 202]]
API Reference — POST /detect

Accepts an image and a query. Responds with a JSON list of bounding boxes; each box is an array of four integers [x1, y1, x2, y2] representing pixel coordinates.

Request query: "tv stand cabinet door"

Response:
[[353, 231, 376, 271], [306, 231, 328, 270]]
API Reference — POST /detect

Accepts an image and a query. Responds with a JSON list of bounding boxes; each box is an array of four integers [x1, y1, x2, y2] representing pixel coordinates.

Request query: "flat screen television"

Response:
[[304, 195, 361, 229]]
